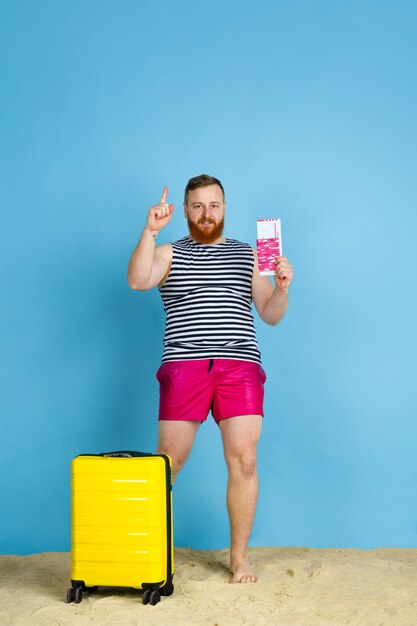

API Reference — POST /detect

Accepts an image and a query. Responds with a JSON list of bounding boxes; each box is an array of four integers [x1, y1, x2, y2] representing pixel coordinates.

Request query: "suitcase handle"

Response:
[[101, 450, 151, 458]]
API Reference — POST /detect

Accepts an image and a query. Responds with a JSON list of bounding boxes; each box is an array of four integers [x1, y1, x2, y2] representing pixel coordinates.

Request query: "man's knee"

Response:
[[157, 420, 200, 478], [157, 448, 187, 476], [171, 454, 187, 475], [227, 451, 257, 479]]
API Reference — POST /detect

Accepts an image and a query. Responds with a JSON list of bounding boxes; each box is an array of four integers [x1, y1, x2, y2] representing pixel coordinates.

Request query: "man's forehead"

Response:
[[187, 185, 224, 203]]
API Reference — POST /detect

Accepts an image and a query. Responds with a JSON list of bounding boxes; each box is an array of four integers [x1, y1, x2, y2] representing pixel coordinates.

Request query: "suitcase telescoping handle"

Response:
[[101, 451, 151, 458]]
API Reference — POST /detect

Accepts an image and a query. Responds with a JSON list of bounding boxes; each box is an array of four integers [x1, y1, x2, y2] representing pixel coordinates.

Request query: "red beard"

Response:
[[187, 216, 225, 244]]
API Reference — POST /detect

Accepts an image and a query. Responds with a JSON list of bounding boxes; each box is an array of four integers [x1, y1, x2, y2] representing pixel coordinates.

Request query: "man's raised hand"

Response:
[[146, 186, 174, 233]]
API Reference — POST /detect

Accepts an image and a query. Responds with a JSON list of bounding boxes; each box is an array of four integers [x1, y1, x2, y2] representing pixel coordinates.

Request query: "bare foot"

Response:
[[229, 558, 258, 583]]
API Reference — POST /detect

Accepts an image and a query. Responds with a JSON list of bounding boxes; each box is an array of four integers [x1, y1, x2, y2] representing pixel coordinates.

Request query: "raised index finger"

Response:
[[160, 186, 168, 204]]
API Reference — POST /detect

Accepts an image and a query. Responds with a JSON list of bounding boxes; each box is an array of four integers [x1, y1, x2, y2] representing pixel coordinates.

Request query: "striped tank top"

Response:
[[158, 236, 261, 364]]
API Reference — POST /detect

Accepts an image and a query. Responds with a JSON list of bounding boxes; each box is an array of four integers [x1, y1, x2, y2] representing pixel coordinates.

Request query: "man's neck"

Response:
[[188, 234, 226, 245]]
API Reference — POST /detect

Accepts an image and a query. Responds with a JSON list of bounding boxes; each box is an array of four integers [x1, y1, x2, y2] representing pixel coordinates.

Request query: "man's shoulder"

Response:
[[227, 238, 254, 253], [155, 242, 173, 261], [170, 236, 189, 248], [226, 237, 250, 245], [158, 237, 189, 253]]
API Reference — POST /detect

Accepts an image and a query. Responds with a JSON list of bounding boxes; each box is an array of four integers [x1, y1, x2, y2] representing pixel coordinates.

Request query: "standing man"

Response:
[[128, 175, 293, 584]]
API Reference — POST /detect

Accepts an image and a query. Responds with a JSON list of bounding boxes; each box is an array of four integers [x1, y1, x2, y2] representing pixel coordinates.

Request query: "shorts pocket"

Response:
[[156, 363, 167, 382], [156, 362, 179, 383]]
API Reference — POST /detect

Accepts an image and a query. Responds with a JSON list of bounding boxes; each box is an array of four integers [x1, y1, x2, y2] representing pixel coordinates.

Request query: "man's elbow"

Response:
[[128, 279, 140, 290], [263, 315, 281, 327], [128, 274, 150, 291], [260, 309, 284, 326]]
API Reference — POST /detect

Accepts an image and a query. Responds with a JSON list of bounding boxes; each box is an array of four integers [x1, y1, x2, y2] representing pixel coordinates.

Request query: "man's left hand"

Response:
[[274, 257, 293, 293]]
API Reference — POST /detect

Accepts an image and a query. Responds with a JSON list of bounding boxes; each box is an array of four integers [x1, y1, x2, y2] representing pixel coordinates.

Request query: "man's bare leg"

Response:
[[218, 414, 262, 583], [156, 419, 200, 483]]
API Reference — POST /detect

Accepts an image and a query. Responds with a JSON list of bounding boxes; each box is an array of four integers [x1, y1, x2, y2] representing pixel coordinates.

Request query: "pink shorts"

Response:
[[156, 359, 267, 424]]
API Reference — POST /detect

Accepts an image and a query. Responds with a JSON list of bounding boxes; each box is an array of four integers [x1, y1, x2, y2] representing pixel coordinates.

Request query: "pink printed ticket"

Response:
[[256, 219, 282, 275]]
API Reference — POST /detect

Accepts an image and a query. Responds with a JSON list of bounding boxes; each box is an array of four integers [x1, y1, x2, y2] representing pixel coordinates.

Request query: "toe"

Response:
[[230, 572, 258, 583]]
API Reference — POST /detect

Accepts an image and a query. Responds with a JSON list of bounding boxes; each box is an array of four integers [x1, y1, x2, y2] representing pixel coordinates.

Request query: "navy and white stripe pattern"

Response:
[[159, 237, 261, 363]]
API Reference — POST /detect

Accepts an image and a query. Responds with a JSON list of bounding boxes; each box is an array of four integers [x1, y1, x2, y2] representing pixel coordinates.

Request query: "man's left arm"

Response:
[[251, 248, 294, 326]]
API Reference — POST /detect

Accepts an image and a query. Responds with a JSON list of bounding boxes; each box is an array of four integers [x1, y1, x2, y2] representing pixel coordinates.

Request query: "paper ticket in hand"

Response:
[[256, 219, 282, 275]]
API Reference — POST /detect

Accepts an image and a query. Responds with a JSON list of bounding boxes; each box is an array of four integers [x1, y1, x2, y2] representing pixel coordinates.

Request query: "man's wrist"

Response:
[[144, 227, 159, 242], [273, 285, 289, 298]]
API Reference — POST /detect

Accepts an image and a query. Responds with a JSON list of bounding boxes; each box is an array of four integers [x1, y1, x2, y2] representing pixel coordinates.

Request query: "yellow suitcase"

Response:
[[67, 451, 174, 606]]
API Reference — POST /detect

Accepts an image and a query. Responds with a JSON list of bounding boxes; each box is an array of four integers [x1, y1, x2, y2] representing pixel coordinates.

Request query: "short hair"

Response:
[[184, 174, 225, 204]]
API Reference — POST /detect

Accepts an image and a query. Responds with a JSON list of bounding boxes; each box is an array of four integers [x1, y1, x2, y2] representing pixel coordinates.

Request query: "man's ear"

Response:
[[183, 203, 188, 218]]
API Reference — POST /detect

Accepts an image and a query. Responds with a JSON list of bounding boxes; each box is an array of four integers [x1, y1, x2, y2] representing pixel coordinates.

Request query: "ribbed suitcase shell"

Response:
[[70, 453, 173, 591]]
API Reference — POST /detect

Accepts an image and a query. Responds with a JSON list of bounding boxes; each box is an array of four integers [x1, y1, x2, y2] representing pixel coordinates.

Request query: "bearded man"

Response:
[[128, 174, 293, 583]]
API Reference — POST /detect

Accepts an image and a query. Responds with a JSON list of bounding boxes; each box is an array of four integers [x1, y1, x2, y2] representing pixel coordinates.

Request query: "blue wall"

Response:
[[1, 0, 416, 554]]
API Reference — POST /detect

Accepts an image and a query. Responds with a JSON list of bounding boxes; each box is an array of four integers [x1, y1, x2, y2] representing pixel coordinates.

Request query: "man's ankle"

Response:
[[230, 550, 249, 563]]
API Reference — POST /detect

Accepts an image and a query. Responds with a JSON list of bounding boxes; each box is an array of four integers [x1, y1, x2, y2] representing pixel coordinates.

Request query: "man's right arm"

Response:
[[127, 186, 174, 291]]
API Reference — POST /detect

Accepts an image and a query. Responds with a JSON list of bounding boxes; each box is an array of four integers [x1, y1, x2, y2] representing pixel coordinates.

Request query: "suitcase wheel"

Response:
[[143, 589, 161, 605], [67, 585, 83, 603], [150, 590, 161, 606], [74, 587, 83, 603], [66, 588, 75, 603]]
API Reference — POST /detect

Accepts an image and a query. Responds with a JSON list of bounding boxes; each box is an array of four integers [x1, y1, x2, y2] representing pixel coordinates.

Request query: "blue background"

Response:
[[1, 0, 416, 555]]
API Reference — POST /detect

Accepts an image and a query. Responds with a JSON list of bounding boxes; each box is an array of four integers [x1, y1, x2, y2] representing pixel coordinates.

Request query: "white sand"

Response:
[[1, 547, 416, 625]]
